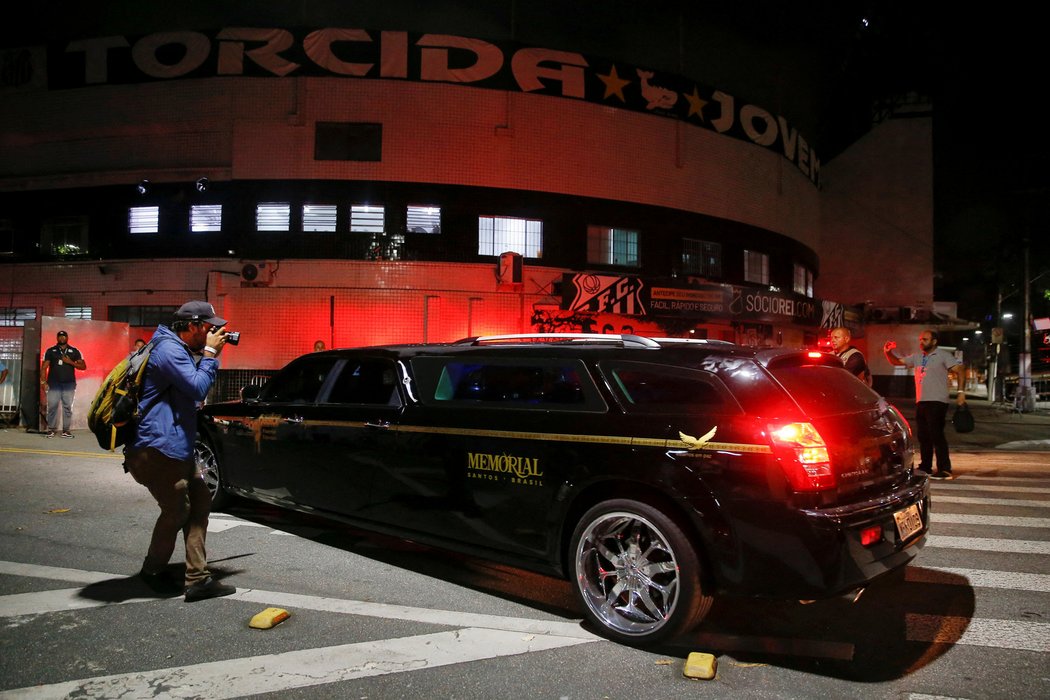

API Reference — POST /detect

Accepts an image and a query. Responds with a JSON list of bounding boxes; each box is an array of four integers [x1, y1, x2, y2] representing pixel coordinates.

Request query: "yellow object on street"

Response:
[[249, 607, 290, 629], [683, 652, 717, 680]]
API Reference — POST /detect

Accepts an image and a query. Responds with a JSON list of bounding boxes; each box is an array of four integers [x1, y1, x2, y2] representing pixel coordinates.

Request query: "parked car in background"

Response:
[[196, 334, 928, 644]]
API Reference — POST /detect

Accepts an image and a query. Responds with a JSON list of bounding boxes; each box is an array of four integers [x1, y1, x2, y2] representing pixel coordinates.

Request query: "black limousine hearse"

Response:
[[195, 334, 929, 644]]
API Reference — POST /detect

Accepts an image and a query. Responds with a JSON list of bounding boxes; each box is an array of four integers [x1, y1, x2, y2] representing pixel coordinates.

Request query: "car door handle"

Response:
[[365, 420, 391, 429]]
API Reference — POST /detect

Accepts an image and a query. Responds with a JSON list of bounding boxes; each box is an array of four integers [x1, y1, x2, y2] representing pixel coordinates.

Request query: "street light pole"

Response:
[[1021, 237, 1035, 411]]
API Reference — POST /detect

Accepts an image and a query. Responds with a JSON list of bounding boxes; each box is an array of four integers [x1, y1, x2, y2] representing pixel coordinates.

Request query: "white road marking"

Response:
[[0, 587, 165, 617], [925, 535, 1050, 555], [0, 561, 117, 584], [906, 613, 1050, 652], [933, 496, 1048, 508], [931, 513, 1050, 528], [0, 560, 596, 639], [906, 566, 1050, 593], [933, 482, 1050, 493], [0, 627, 595, 699]]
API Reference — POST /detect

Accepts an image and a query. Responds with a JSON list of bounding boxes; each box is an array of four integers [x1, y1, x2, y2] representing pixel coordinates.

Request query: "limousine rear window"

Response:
[[410, 357, 607, 411], [769, 365, 880, 416], [599, 361, 737, 414]]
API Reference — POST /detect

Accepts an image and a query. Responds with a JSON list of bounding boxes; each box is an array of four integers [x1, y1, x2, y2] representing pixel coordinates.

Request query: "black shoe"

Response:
[[139, 570, 182, 595], [917, 466, 933, 475], [931, 470, 954, 480], [184, 576, 236, 602]]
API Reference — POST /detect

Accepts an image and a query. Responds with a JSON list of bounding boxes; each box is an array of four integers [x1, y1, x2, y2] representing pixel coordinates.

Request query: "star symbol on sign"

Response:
[[683, 86, 707, 120], [597, 65, 631, 102]]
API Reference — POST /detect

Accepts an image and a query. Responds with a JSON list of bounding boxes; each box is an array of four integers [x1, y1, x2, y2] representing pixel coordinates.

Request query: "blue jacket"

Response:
[[132, 324, 219, 461]]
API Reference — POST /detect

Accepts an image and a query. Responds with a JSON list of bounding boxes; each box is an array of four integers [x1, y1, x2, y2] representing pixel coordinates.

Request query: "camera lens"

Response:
[[225, 331, 240, 346]]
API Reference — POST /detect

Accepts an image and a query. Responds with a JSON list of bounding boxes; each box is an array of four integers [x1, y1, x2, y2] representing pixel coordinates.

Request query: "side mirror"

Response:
[[240, 385, 263, 402]]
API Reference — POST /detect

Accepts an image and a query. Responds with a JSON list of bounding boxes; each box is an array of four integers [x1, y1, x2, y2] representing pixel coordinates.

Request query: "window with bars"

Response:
[[190, 205, 222, 232], [793, 263, 814, 297], [257, 202, 291, 232], [42, 215, 89, 254], [406, 205, 441, 234], [0, 308, 37, 327], [587, 226, 639, 266], [351, 205, 385, 233], [0, 219, 12, 254], [744, 250, 769, 285], [681, 239, 722, 277], [109, 305, 179, 327], [303, 204, 337, 232], [478, 216, 543, 258], [129, 206, 159, 234], [65, 306, 92, 320]]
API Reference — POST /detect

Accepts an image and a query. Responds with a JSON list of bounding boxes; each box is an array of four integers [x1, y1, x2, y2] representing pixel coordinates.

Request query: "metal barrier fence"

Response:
[[210, 369, 276, 403]]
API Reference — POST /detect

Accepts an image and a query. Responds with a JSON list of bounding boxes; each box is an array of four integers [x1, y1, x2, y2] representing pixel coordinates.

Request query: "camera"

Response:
[[224, 330, 240, 346]]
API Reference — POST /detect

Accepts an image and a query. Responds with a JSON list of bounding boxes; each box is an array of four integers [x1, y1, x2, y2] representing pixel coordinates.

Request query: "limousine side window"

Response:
[[260, 356, 339, 403], [410, 357, 606, 411], [325, 358, 402, 406], [600, 361, 739, 414]]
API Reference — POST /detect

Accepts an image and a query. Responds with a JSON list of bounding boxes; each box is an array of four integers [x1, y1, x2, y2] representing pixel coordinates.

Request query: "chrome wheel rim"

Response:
[[194, 441, 220, 498], [574, 511, 680, 637]]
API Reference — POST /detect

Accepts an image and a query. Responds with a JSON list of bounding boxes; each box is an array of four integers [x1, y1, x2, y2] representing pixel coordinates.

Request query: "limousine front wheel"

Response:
[[570, 499, 711, 644]]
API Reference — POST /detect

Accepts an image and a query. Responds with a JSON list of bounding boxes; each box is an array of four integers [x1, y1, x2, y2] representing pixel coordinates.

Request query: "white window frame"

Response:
[[303, 204, 338, 232], [128, 206, 159, 234], [793, 263, 814, 297], [406, 205, 441, 234], [351, 204, 385, 233], [190, 204, 222, 232], [65, 306, 92, 320], [744, 250, 769, 285], [587, 225, 639, 267], [256, 202, 291, 232], [477, 216, 543, 258]]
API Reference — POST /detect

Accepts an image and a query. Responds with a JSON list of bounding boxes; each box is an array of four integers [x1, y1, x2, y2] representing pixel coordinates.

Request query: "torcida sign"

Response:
[[2, 27, 820, 185]]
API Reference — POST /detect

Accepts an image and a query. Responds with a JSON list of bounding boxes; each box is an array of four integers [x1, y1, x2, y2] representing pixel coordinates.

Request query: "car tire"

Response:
[[569, 499, 712, 644], [194, 436, 230, 511]]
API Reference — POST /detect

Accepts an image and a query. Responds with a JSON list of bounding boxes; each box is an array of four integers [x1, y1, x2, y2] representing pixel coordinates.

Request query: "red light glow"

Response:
[[860, 525, 883, 547], [768, 421, 835, 492]]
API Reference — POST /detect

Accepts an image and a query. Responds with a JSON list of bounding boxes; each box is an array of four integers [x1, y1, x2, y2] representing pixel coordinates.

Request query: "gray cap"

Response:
[[174, 301, 226, 326]]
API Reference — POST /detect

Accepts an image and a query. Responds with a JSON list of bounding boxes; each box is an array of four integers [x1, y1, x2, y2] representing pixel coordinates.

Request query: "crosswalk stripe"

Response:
[[931, 513, 1050, 528], [906, 566, 1050, 593], [0, 627, 595, 699], [906, 613, 1050, 652], [933, 496, 1049, 508], [925, 535, 1050, 555], [0, 561, 117, 584], [0, 560, 597, 639], [0, 587, 165, 618], [934, 483, 1050, 493]]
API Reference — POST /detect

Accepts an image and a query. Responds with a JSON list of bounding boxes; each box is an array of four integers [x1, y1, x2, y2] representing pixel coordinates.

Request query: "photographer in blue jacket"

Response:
[[125, 301, 236, 602]]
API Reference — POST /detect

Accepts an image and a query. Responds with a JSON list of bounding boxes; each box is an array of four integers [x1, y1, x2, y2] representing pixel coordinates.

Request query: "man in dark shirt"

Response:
[[40, 330, 87, 438], [830, 327, 871, 386]]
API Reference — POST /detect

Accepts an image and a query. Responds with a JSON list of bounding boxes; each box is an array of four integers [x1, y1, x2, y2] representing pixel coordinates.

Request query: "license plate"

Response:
[[893, 503, 923, 541]]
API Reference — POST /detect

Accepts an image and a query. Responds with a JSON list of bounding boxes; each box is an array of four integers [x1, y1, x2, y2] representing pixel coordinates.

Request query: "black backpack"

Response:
[[87, 340, 155, 450]]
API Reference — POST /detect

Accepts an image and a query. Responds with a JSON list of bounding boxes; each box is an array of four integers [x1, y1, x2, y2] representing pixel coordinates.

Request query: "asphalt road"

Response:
[[1, 427, 1048, 699]]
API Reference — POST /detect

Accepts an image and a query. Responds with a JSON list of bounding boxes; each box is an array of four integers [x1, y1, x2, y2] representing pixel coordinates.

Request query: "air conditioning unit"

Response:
[[868, 306, 901, 323], [240, 261, 275, 287], [905, 306, 931, 322]]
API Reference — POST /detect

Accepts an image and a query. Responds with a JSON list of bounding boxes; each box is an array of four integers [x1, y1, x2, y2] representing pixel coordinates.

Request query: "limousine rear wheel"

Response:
[[194, 437, 230, 511], [570, 499, 711, 644]]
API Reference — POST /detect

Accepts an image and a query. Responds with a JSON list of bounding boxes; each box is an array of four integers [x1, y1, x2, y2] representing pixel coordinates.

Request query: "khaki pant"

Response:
[[125, 446, 212, 586]]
